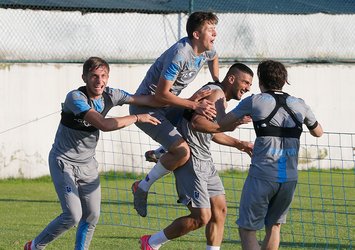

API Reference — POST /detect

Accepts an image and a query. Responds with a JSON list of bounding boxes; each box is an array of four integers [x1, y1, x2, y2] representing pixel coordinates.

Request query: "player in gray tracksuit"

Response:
[[217, 60, 323, 250], [24, 57, 160, 250]]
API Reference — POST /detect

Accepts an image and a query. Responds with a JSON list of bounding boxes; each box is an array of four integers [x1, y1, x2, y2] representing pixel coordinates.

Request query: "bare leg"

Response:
[[146, 206, 211, 249], [132, 138, 190, 217], [164, 205, 211, 240], [159, 138, 190, 170], [205, 195, 227, 246], [239, 228, 260, 250], [139, 138, 190, 192], [261, 224, 281, 250]]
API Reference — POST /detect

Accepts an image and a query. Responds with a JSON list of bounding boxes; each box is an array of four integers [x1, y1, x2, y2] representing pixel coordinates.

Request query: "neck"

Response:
[[190, 39, 203, 56], [219, 80, 229, 99]]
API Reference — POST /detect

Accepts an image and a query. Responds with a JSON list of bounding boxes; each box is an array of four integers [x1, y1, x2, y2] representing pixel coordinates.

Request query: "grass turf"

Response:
[[0, 169, 353, 249]]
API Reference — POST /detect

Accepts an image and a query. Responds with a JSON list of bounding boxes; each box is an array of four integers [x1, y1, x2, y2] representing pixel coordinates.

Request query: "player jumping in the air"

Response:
[[130, 12, 219, 218]]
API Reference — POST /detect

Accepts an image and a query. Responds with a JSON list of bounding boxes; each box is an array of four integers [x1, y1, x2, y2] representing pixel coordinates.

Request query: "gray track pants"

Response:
[[34, 154, 101, 250]]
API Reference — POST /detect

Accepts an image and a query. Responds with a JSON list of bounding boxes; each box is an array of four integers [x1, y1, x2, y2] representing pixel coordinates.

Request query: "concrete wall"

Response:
[[0, 63, 354, 178]]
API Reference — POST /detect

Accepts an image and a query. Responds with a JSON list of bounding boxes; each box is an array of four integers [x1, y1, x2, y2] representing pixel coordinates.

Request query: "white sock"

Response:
[[154, 146, 166, 158], [206, 245, 220, 250], [149, 230, 170, 249], [138, 161, 171, 192]]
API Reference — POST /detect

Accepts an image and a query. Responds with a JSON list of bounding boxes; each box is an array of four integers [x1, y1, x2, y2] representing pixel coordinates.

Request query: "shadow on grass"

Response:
[[0, 198, 58, 203]]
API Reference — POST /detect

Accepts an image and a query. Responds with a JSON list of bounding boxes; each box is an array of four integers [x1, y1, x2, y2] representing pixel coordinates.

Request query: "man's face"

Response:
[[195, 21, 217, 52], [231, 71, 253, 101], [82, 66, 109, 99]]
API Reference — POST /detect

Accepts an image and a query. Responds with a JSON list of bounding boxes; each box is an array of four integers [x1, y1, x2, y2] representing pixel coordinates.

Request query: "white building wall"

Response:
[[0, 63, 354, 178]]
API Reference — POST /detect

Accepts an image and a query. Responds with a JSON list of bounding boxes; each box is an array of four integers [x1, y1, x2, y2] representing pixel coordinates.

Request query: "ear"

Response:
[[192, 30, 200, 40], [228, 74, 235, 84], [82, 74, 87, 83]]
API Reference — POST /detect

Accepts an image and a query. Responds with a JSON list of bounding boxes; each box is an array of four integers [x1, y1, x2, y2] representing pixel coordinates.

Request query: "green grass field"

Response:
[[0, 169, 353, 249]]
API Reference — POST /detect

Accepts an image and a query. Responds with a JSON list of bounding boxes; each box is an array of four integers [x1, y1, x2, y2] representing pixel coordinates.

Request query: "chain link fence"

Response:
[[1, 0, 355, 64]]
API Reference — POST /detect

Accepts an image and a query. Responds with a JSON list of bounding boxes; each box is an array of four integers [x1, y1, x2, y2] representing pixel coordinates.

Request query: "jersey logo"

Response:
[[66, 186, 72, 193], [73, 118, 92, 127], [181, 71, 196, 81]]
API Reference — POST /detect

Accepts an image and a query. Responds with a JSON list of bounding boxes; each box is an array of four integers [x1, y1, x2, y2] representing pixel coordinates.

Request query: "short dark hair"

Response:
[[227, 62, 254, 77], [257, 60, 288, 90], [83, 57, 110, 76], [186, 12, 218, 39]]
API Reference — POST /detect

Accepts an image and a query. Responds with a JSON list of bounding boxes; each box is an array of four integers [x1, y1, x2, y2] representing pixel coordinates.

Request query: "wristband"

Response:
[[135, 114, 139, 123]]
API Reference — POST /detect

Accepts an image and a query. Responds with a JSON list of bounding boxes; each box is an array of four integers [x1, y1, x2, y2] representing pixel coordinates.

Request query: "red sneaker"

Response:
[[24, 241, 32, 250], [140, 235, 154, 250]]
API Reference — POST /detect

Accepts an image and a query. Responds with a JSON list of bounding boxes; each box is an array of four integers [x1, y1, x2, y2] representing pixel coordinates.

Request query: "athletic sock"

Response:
[[154, 146, 166, 158], [138, 161, 171, 192], [149, 230, 170, 249], [206, 245, 220, 250]]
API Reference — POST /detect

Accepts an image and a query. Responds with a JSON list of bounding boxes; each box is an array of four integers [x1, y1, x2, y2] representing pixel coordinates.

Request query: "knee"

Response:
[[86, 210, 100, 225], [170, 140, 190, 162], [177, 141, 190, 161], [211, 198, 227, 221], [218, 205, 227, 220], [65, 210, 100, 228], [210, 205, 227, 225], [62, 210, 82, 227], [222, 204, 227, 217], [195, 210, 212, 227]]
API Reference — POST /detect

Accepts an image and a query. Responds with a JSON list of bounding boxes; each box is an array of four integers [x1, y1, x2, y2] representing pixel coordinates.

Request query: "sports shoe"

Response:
[[24, 241, 32, 250], [139, 235, 154, 250], [131, 180, 148, 217], [145, 150, 159, 163]]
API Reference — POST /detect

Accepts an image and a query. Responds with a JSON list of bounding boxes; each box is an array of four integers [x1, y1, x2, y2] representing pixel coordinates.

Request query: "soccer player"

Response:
[[130, 11, 220, 217], [24, 57, 160, 250], [139, 63, 254, 250], [216, 60, 323, 249]]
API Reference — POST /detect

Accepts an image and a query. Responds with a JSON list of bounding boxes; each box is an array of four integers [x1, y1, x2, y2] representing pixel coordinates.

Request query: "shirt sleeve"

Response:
[[107, 87, 132, 106], [230, 96, 253, 118], [288, 96, 318, 128], [303, 101, 318, 128], [162, 51, 184, 82], [205, 47, 217, 61], [63, 90, 91, 116]]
